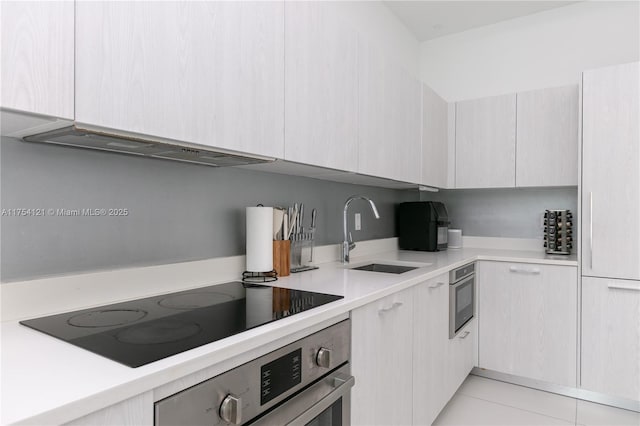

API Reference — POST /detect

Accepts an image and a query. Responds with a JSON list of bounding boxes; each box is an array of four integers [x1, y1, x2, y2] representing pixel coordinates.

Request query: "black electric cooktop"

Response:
[[20, 282, 342, 368]]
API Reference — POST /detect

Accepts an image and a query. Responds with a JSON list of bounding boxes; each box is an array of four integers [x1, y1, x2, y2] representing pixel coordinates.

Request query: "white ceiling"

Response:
[[384, 1, 579, 42]]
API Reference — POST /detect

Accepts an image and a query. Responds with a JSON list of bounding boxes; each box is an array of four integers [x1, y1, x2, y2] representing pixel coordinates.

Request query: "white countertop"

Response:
[[1, 246, 577, 425]]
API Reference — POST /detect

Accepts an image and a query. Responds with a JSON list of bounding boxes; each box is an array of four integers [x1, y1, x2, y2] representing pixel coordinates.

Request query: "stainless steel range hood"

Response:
[[23, 125, 274, 167]]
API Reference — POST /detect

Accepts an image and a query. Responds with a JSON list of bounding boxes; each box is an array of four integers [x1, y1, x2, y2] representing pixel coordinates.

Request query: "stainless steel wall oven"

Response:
[[155, 319, 353, 425]]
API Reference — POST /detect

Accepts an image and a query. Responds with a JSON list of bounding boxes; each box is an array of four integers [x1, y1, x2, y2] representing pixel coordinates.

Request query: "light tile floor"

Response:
[[433, 375, 640, 426]]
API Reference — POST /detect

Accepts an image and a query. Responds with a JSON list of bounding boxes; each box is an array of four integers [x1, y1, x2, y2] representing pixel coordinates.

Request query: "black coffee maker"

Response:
[[396, 201, 450, 251]]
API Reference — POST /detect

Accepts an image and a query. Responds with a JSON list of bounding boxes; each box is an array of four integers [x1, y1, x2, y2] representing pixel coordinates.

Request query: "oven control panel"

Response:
[[154, 319, 350, 426], [260, 348, 302, 405]]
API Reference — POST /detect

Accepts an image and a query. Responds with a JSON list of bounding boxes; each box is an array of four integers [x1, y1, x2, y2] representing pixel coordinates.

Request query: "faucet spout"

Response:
[[342, 195, 380, 264]]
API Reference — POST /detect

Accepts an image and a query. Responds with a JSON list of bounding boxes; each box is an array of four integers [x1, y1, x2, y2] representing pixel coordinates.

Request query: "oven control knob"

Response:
[[219, 394, 242, 424], [316, 347, 332, 368]]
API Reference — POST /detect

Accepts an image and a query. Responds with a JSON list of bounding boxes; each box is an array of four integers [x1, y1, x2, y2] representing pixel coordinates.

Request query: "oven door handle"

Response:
[[286, 372, 355, 425]]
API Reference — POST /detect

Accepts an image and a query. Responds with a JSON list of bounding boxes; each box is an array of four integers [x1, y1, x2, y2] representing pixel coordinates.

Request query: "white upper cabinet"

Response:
[[1, 1, 74, 119], [582, 61, 640, 281], [358, 39, 421, 183], [455, 94, 517, 188], [75, 1, 284, 158], [422, 84, 449, 188], [284, 2, 358, 172], [516, 85, 579, 187]]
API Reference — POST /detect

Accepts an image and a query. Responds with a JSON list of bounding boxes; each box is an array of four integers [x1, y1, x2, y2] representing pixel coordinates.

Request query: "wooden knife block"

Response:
[[273, 240, 290, 277]]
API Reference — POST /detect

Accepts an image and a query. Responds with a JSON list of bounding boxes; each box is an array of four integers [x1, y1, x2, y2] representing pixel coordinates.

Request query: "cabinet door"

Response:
[[455, 94, 516, 188], [76, 1, 284, 158], [413, 275, 449, 426], [422, 84, 448, 188], [581, 277, 640, 401], [358, 39, 421, 183], [582, 62, 640, 280], [447, 318, 476, 398], [351, 288, 413, 426], [478, 261, 578, 387], [0, 1, 74, 119], [516, 85, 579, 187], [284, 2, 358, 172]]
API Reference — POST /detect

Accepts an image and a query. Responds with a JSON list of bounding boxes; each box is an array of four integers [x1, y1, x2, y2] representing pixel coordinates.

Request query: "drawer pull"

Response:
[[509, 266, 541, 275], [378, 302, 403, 315], [428, 282, 445, 289], [458, 331, 471, 339], [607, 283, 640, 292]]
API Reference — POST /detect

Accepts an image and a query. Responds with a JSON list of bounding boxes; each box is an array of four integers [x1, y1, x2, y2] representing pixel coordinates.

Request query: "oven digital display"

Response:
[[260, 348, 302, 405]]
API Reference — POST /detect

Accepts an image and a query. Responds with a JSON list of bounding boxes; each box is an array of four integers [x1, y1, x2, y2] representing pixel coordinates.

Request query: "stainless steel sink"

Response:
[[350, 263, 418, 274]]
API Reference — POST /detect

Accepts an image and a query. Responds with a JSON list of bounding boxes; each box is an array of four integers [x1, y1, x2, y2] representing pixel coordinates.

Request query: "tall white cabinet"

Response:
[[75, 1, 285, 158], [284, 2, 358, 172], [581, 61, 640, 402], [455, 94, 517, 188], [0, 1, 74, 119], [582, 62, 640, 281]]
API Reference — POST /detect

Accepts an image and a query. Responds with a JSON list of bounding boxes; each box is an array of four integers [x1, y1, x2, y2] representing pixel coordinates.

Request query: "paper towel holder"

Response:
[[242, 270, 278, 284], [245, 203, 276, 282]]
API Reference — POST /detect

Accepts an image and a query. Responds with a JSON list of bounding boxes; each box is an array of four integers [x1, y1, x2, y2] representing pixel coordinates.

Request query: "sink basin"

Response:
[[350, 263, 418, 274]]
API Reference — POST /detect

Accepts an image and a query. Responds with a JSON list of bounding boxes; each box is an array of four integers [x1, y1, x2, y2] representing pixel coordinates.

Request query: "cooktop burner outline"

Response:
[[116, 320, 203, 345], [67, 309, 148, 328]]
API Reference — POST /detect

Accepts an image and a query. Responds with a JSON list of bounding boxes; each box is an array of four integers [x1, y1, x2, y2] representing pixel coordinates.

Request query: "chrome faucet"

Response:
[[342, 195, 380, 263]]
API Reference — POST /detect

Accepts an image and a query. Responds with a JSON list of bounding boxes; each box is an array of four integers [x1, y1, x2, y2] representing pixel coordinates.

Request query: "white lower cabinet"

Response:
[[446, 319, 477, 398], [478, 261, 578, 387], [413, 275, 449, 426], [352, 274, 479, 426], [351, 288, 414, 426], [63, 392, 153, 426], [581, 277, 640, 401]]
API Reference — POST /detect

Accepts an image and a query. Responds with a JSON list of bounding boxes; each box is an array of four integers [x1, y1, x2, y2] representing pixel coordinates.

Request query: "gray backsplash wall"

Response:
[[420, 187, 578, 239], [1, 137, 417, 282]]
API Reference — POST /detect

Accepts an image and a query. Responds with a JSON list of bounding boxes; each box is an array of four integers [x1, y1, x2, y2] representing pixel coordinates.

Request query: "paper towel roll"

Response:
[[246, 206, 273, 272]]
